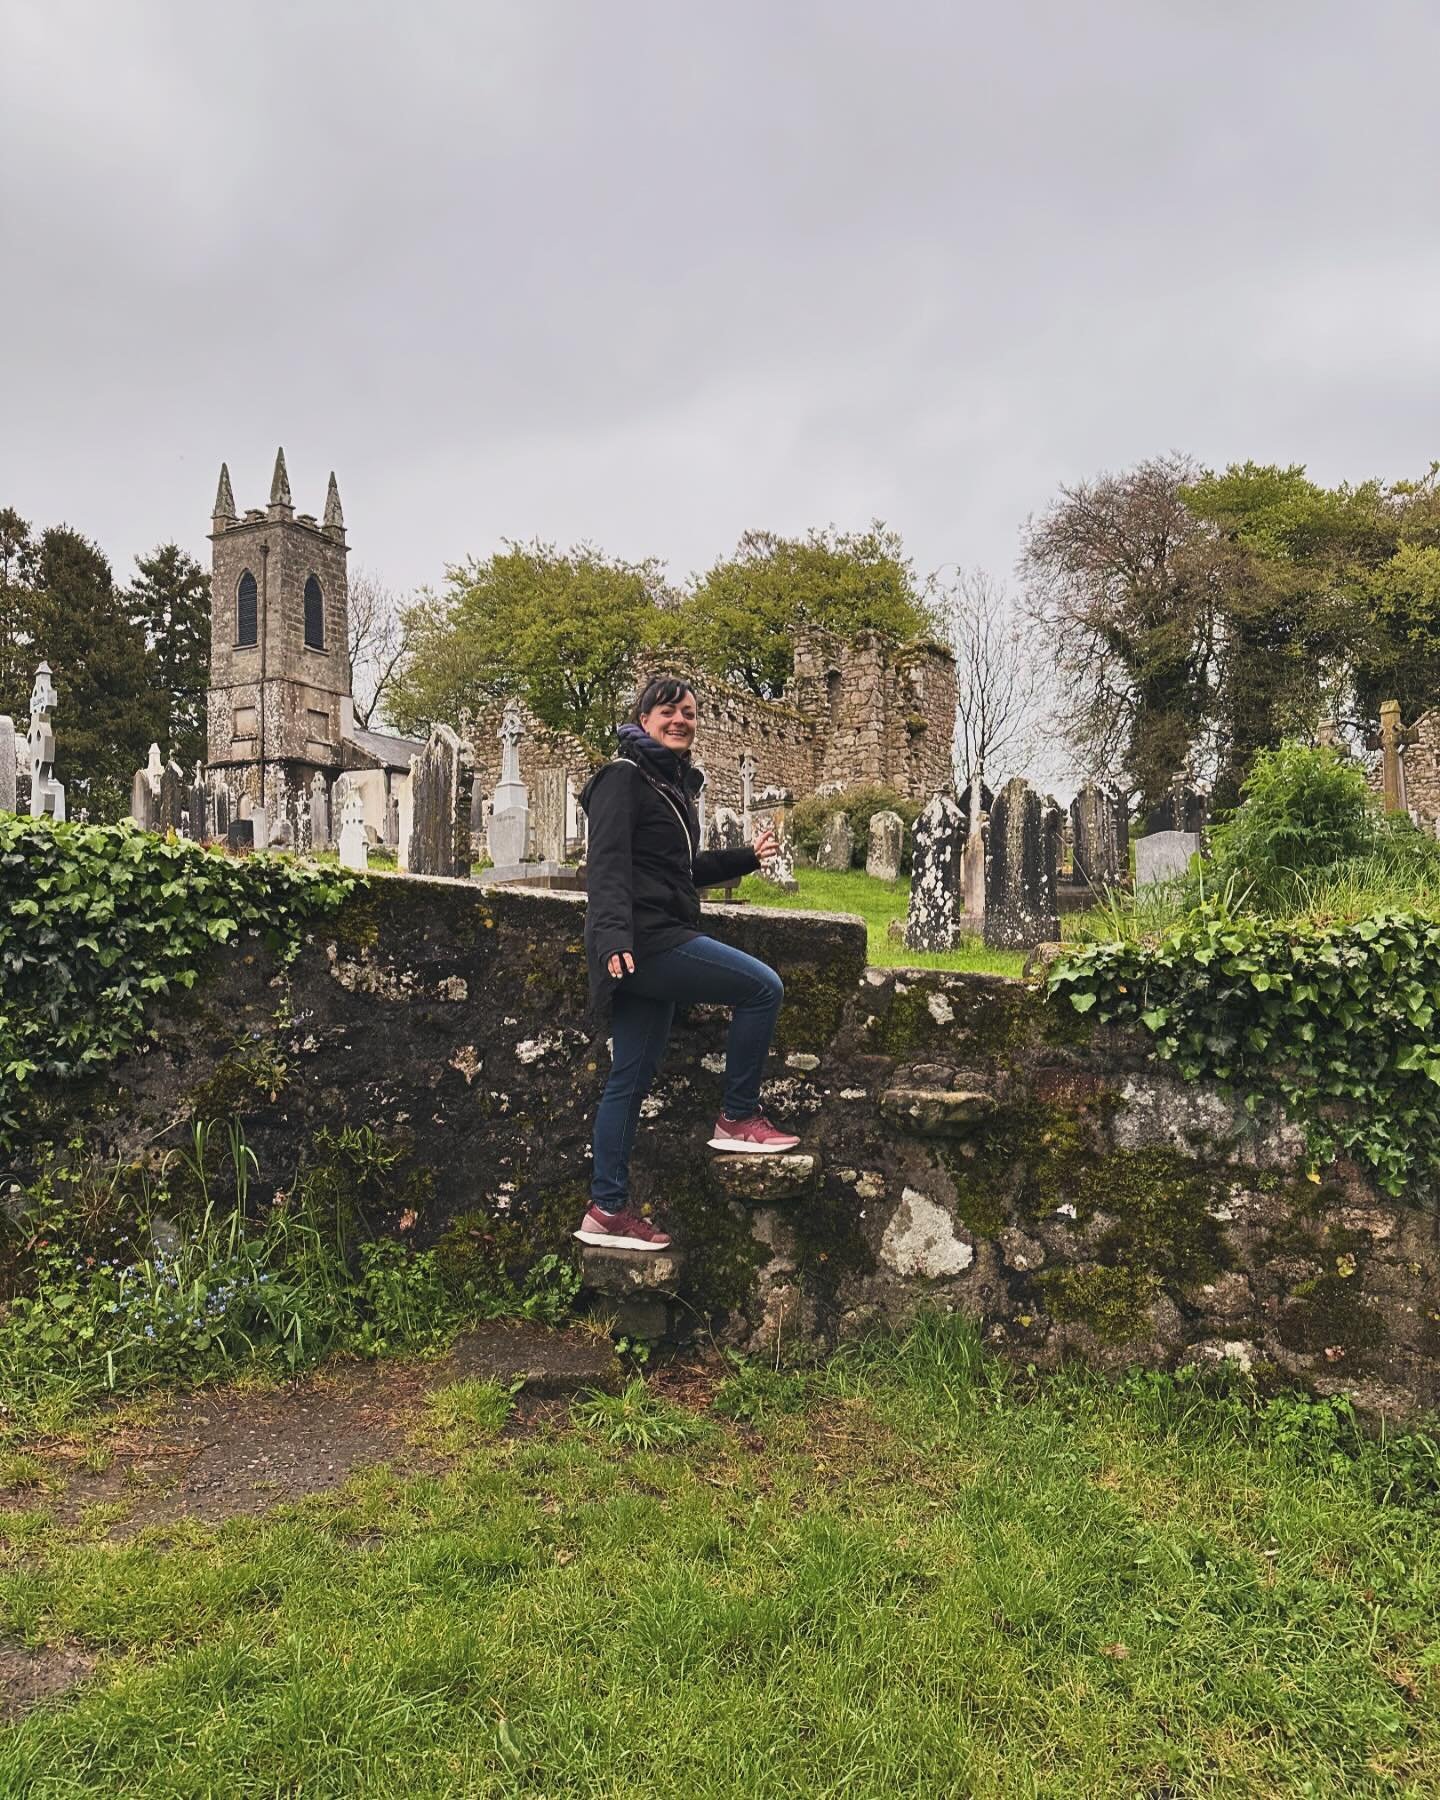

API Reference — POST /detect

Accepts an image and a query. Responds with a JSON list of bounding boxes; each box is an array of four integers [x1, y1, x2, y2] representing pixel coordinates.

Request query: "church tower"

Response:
[[206, 450, 352, 820]]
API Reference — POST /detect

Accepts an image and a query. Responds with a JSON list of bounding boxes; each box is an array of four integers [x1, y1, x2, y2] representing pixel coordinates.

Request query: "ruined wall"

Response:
[[466, 630, 955, 816], [90, 877, 1440, 1420]]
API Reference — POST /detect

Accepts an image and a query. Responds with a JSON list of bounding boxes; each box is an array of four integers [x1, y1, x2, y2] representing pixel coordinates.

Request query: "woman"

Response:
[[576, 676, 800, 1252]]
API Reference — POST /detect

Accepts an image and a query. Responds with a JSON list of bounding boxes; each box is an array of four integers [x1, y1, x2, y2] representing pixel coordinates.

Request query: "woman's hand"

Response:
[[754, 825, 781, 866], [607, 951, 635, 979]]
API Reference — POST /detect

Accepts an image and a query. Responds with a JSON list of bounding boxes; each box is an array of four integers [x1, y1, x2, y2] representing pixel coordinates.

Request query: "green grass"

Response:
[[3, 1321, 1439, 1796], [737, 867, 1028, 975]]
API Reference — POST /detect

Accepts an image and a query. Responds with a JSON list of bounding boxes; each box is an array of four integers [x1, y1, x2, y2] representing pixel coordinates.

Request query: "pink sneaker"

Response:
[[708, 1114, 801, 1154], [574, 1205, 672, 1251]]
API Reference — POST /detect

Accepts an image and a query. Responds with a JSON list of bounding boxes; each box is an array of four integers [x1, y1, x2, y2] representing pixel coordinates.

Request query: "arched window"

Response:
[[237, 571, 258, 647], [304, 575, 325, 650]]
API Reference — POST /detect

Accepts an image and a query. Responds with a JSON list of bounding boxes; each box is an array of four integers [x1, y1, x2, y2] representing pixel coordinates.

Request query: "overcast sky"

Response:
[[4, 0, 1440, 606]]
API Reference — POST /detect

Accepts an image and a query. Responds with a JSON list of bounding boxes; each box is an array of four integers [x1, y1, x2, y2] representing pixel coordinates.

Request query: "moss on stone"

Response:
[[1277, 1273, 1387, 1361], [659, 1160, 767, 1310], [774, 961, 852, 1054], [1040, 1264, 1159, 1343], [327, 886, 382, 954], [871, 977, 1036, 1064], [187, 1037, 290, 1121]]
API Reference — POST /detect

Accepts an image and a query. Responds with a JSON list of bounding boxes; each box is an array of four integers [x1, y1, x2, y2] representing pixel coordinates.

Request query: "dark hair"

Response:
[[630, 675, 697, 723]]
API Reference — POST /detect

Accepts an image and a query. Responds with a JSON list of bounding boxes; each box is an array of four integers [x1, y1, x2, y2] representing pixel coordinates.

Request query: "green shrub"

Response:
[[788, 783, 920, 872], [1208, 743, 1378, 902]]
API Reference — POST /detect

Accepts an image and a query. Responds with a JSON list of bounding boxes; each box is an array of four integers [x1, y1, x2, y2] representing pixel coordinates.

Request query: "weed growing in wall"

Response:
[[0, 1124, 580, 1425], [0, 816, 352, 1152], [1051, 899, 1440, 1195]]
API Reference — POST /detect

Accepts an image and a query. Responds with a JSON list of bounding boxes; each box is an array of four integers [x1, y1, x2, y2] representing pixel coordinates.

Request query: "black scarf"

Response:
[[615, 723, 704, 850]]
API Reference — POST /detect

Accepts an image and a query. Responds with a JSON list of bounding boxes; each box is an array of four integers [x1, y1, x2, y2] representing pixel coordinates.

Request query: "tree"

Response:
[[1021, 455, 1219, 812], [0, 509, 40, 720], [1181, 464, 1393, 806], [933, 568, 1042, 787], [125, 543, 210, 770], [387, 541, 668, 756], [348, 567, 416, 731], [29, 526, 159, 819], [681, 523, 934, 698]]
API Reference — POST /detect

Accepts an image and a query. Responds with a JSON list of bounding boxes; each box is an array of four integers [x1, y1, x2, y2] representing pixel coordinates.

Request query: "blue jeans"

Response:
[[591, 935, 784, 1211]]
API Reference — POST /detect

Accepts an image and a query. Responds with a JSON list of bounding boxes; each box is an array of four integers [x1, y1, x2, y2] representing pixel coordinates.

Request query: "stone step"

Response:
[[580, 1243, 686, 1297], [879, 1087, 995, 1136], [710, 1151, 818, 1203]]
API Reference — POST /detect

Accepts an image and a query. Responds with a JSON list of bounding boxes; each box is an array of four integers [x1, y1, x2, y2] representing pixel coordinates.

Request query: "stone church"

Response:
[[206, 450, 421, 842]]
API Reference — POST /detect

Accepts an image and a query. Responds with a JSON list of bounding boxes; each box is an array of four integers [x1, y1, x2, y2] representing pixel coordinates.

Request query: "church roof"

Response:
[[342, 723, 427, 772]]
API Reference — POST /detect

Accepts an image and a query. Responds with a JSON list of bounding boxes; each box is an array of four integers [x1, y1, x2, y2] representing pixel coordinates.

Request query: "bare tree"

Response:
[[348, 567, 415, 730], [933, 567, 1045, 788], [1020, 453, 1218, 810]]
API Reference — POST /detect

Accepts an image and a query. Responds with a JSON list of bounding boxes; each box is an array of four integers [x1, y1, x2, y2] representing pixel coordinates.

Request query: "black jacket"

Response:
[[581, 727, 759, 1006]]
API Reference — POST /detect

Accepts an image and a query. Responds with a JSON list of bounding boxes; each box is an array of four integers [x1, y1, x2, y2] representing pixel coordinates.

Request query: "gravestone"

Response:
[[469, 777, 486, 837], [0, 717, 14, 812], [983, 777, 1059, 950], [960, 819, 988, 927], [190, 763, 210, 841], [817, 810, 854, 872], [1145, 778, 1206, 835], [752, 785, 799, 893], [210, 778, 231, 843], [309, 772, 330, 850], [1134, 830, 1200, 886], [226, 819, 255, 853], [531, 766, 567, 864], [487, 700, 530, 868], [408, 724, 476, 879], [710, 806, 745, 852], [28, 662, 65, 822], [337, 785, 368, 872], [903, 791, 965, 951], [1070, 781, 1127, 891], [131, 743, 162, 831], [158, 759, 186, 834], [250, 805, 269, 852], [865, 811, 904, 882], [739, 750, 756, 836]]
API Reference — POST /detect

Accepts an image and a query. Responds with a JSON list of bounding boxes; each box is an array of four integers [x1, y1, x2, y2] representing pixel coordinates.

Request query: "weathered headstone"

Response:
[[752, 785, 798, 893], [131, 743, 162, 831], [408, 724, 475, 878], [158, 759, 186, 835], [983, 777, 1059, 950], [226, 819, 255, 853], [0, 716, 14, 813], [904, 792, 965, 951], [487, 700, 530, 868], [338, 785, 368, 872], [189, 763, 210, 841], [531, 766, 567, 864], [1070, 781, 1127, 891], [1145, 777, 1206, 835], [817, 810, 854, 872], [210, 778, 231, 843], [1134, 829, 1200, 886], [739, 750, 756, 837], [866, 810, 904, 881], [28, 662, 65, 822], [711, 806, 745, 852], [309, 772, 330, 850]]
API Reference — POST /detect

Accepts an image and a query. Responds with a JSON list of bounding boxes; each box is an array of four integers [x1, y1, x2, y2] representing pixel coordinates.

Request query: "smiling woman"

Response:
[[575, 675, 798, 1252]]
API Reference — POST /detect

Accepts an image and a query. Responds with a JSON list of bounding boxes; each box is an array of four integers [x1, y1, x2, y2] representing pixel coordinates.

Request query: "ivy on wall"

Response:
[[1049, 905, 1440, 1197], [0, 818, 352, 1152]]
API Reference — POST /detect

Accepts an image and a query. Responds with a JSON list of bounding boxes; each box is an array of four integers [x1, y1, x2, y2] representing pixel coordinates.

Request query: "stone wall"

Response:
[[83, 875, 1440, 1420], [1369, 710, 1440, 830]]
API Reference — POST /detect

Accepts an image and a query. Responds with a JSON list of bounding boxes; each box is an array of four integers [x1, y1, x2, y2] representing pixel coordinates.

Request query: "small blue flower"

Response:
[[144, 1326, 155, 1338]]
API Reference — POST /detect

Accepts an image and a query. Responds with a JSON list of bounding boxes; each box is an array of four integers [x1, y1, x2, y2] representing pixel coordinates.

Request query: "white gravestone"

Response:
[[338, 785, 369, 871], [1135, 830, 1200, 886], [739, 750, 756, 838], [866, 810, 904, 882], [28, 663, 65, 822], [309, 772, 330, 850], [487, 700, 530, 868]]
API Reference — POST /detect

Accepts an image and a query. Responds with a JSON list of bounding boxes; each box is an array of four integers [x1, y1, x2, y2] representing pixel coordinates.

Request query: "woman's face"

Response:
[[640, 690, 697, 752]]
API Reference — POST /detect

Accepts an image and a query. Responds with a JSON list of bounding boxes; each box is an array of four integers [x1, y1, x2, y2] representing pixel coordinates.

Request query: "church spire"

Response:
[[212, 461, 236, 527], [323, 470, 345, 535], [268, 446, 293, 512]]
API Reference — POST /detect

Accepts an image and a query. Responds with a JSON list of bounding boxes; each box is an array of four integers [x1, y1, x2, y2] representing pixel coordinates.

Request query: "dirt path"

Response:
[[0, 1321, 621, 1722]]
